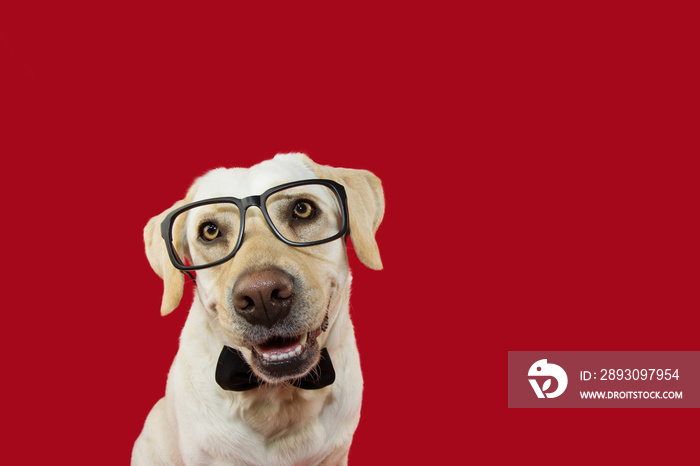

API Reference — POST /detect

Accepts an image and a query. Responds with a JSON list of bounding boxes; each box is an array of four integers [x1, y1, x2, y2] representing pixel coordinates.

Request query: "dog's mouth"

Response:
[[253, 332, 310, 362], [249, 320, 326, 382]]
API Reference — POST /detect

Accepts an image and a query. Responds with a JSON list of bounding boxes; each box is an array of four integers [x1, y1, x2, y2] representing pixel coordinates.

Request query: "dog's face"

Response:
[[144, 153, 384, 384]]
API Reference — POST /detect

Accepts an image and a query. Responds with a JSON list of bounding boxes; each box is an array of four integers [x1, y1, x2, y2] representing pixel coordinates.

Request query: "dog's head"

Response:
[[144, 153, 384, 383]]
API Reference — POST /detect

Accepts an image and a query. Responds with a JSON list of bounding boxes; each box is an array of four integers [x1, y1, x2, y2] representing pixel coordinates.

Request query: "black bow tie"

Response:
[[215, 346, 336, 391]]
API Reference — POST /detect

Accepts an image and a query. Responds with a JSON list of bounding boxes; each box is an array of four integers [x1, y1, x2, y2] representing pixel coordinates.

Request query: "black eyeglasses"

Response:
[[161, 179, 349, 272]]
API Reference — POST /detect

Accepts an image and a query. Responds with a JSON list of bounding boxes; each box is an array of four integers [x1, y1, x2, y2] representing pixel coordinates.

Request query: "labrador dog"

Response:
[[132, 153, 384, 465]]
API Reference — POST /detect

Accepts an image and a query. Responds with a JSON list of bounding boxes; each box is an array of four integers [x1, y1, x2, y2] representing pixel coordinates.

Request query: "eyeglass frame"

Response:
[[160, 178, 350, 273]]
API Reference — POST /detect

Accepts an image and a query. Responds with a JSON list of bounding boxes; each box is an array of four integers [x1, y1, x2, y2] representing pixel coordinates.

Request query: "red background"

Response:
[[2, 2, 698, 464]]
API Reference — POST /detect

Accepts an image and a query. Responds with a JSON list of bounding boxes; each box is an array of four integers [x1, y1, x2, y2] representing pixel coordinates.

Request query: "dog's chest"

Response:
[[238, 388, 327, 438], [192, 391, 333, 465]]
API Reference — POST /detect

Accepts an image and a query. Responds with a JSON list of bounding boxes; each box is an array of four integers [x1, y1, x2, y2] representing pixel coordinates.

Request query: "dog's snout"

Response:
[[232, 268, 295, 328]]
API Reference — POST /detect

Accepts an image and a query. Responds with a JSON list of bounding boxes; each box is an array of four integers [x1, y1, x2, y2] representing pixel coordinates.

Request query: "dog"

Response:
[[132, 153, 384, 465]]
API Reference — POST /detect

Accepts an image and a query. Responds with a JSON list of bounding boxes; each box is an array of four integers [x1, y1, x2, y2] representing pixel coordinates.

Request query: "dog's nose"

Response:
[[232, 268, 295, 328]]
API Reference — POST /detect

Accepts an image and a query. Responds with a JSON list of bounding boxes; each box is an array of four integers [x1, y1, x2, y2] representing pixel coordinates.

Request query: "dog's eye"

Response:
[[199, 222, 221, 241], [293, 201, 316, 220]]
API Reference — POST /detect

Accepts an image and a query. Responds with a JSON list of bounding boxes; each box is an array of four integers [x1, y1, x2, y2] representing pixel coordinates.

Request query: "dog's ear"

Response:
[[296, 154, 385, 270], [144, 181, 199, 316]]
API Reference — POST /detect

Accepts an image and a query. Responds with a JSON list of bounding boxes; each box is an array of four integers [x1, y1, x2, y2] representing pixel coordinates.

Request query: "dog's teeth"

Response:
[[300, 333, 308, 346], [262, 352, 270, 361]]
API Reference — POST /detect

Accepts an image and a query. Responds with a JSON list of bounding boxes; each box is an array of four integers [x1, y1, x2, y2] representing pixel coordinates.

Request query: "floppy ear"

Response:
[[144, 181, 200, 316], [297, 154, 385, 270]]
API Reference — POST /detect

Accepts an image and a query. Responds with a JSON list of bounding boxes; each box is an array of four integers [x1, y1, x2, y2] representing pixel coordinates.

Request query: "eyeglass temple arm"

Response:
[[184, 270, 197, 285]]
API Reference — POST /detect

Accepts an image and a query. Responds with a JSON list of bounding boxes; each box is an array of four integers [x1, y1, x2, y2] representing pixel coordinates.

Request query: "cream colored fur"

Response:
[[132, 153, 384, 465]]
